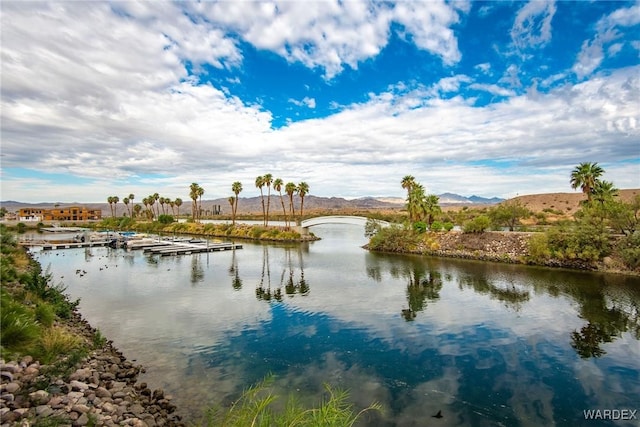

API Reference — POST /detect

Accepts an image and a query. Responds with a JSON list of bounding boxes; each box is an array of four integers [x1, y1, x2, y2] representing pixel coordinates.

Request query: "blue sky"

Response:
[[1, 0, 638, 203]]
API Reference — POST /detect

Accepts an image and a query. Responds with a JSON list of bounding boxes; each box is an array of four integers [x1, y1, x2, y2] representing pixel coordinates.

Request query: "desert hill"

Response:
[[510, 189, 639, 216]]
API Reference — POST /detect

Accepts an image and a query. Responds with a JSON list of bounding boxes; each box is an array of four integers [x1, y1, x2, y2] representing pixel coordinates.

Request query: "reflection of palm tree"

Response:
[[229, 248, 242, 290], [190, 256, 204, 284], [403, 269, 443, 321], [458, 274, 530, 312]]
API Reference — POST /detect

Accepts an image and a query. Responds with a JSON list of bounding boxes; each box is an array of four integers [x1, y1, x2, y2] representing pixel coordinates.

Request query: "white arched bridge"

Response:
[[297, 215, 390, 234]]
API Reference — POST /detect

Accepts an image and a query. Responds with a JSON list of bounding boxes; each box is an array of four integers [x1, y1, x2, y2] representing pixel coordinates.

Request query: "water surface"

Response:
[[32, 225, 640, 426]]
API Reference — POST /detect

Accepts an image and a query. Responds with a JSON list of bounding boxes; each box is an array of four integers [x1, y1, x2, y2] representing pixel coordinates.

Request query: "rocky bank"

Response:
[[0, 312, 185, 427]]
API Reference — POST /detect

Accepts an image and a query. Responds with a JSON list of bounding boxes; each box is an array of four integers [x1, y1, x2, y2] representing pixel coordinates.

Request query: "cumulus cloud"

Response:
[[573, 2, 640, 79], [511, 0, 556, 52]]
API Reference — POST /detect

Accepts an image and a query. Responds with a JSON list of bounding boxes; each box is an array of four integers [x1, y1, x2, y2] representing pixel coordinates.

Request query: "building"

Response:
[[18, 206, 102, 221]]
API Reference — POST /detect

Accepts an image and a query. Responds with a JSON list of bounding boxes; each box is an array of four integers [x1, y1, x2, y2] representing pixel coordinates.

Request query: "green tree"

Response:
[[228, 197, 236, 225], [423, 194, 442, 226], [488, 200, 530, 231], [152, 193, 160, 217], [231, 181, 243, 224], [273, 178, 288, 227], [592, 180, 618, 206], [189, 183, 201, 222], [174, 198, 182, 218], [285, 182, 297, 224], [297, 182, 310, 220], [122, 197, 130, 217], [263, 173, 273, 226], [255, 176, 266, 225], [570, 162, 605, 202]]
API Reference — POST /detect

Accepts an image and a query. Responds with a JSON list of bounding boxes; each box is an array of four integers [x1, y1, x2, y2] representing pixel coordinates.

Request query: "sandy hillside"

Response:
[[511, 189, 639, 216]]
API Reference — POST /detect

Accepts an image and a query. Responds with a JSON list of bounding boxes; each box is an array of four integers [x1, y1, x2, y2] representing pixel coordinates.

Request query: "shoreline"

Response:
[[366, 231, 640, 276]]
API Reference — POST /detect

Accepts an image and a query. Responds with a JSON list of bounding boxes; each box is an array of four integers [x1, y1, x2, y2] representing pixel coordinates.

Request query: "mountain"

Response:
[[1, 193, 504, 216]]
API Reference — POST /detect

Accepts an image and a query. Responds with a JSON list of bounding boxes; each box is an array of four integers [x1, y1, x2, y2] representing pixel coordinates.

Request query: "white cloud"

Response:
[[573, 2, 640, 79], [511, 0, 556, 51]]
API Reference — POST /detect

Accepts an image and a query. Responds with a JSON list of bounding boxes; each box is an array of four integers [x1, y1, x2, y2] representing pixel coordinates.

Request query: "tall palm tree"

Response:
[[127, 193, 135, 217], [174, 198, 182, 218], [147, 195, 155, 220], [285, 182, 297, 224], [407, 184, 426, 223], [255, 175, 266, 225], [197, 186, 205, 221], [263, 173, 273, 226], [232, 181, 243, 224], [123, 197, 130, 217], [228, 196, 236, 225], [133, 204, 141, 219], [297, 182, 309, 220], [189, 183, 200, 222], [401, 175, 416, 195], [570, 162, 604, 202], [128, 193, 135, 207], [112, 196, 119, 217], [273, 178, 288, 227], [159, 197, 166, 215], [153, 193, 160, 217], [107, 196, 114, 217]]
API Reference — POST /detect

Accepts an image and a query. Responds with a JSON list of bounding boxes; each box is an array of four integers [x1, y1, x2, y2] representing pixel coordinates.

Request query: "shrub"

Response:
[[430, 221, 443, 232], [463, 215, 490, 233], [413, 221, 427, 233], [36, 326, 83, 364], [443, 222, 454, 232], [618, 232, 640, 269], [35, 303, 56, 327], [0, 290, 40, 351], [369, 225, 421, 252], [157, 214, 174, 224]]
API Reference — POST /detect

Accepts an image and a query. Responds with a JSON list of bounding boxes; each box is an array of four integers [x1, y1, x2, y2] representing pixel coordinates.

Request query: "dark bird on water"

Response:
[[432, 410, 443, 419]]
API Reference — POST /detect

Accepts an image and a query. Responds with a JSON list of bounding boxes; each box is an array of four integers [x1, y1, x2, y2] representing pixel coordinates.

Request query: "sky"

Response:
[[1, 0, 639, 203]]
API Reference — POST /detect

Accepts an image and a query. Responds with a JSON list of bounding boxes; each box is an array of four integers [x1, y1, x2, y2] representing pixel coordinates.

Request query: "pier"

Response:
[[25, 241, 112, 250], [139, 240, 242, 256]]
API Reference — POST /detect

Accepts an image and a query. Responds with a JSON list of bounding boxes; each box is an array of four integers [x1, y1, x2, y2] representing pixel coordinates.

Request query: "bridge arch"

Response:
[[299, 215, 390, 230]]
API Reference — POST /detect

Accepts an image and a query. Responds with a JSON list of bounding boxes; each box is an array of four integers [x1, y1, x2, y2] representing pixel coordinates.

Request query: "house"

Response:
[[18, 206, 102, 221]]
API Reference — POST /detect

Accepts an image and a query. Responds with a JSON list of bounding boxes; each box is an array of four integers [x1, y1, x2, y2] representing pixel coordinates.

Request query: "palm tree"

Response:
[[297, 182, 310, 220], [189, 183, 200, 222], [232, 181, 243, 224], [407, 184, 426, 223], [570, 162, 604, 202], [197, 186, 205, 221], [273, 178, 288, 227], [228, 196, 236, 225], [424, 194, 442, 226], [285, 182, 297, 224], [123, 197, 130, 217], [153, 193, 160, 217], [592, 180, 618, 205], [128, 193, 135, 217], [147, 195, 155, 220], [159, 197, 166, 215], [133, 204, 142, 219], [263, 173, 273, 226], [107, 196, 114, 217], [401, 175, 416, 195], [255, 175, 266, 225], [174, 198, 182, 218], [142, 197, 150, 219]]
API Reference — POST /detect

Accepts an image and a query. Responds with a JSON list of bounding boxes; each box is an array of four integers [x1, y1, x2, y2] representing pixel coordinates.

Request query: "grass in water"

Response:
[[199, 376, 383, 427]]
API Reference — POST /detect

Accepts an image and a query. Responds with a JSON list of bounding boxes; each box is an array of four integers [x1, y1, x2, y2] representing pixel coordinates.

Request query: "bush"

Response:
[[443, 222, 454, 232], [430, 221, 443, 232], [463, 215, 490, 233], [413, 221, 427, 233], [0, 290, 40, 351], [619, 232, 640, 269], [369, 225, 421, 252], [157, 214, 175, 224]]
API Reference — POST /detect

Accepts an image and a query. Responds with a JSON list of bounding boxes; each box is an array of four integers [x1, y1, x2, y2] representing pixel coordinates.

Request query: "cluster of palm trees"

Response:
[[401, 175, 442, 225], [189, 183, 205, 222], [570, 162, 618, 204], [227, 176, 310, 227], [106, 193, 183, 219]]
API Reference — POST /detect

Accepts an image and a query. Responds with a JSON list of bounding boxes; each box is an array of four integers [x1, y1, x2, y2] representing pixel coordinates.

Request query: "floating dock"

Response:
[[141, 240, 242, 256], [33, 241, 112, 250]]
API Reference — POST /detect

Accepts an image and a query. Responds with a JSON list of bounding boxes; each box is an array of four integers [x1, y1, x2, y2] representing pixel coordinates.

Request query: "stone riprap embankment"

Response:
[[0, 313, 185, 426]]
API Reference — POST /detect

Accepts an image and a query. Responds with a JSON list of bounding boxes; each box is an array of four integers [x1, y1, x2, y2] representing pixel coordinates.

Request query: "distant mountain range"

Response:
[[0, 193, 504, 216]]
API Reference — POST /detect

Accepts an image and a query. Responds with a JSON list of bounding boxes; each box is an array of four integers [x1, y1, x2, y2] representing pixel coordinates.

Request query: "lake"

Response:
[[31, 224, 640, 426]]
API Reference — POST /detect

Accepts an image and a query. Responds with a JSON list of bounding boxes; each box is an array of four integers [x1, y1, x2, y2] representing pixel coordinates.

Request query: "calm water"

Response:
[[31, 225, 640, 426]]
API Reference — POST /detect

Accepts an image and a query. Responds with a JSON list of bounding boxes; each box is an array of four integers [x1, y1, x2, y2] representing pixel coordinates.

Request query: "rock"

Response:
[[36, 405, 54, 417], [72, 403, 91, 413], [102, 402, 117, 414], [69, 367, 92, 381], [3, 382, 20, 394], [95, 386, 112, 398], [29, 389, 49, 405], [1, 371, 14, 382], [70, 380, 90, 391], [74, 413, 90, 426]]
